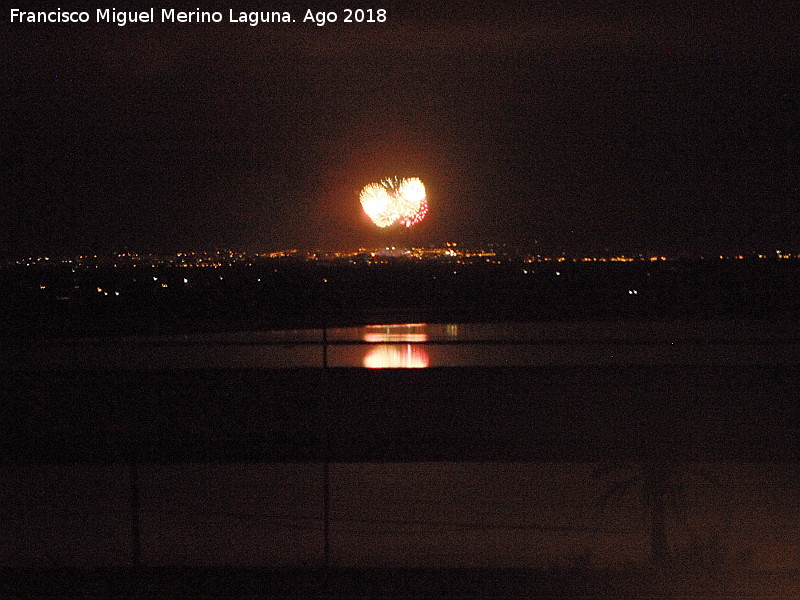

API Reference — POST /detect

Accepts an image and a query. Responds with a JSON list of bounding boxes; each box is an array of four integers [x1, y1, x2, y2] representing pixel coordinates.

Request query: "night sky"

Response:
[[3, 1, 796, 258]]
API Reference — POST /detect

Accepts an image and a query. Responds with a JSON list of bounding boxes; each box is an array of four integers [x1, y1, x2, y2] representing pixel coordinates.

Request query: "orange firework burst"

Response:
[[360, 177, 428, 228]]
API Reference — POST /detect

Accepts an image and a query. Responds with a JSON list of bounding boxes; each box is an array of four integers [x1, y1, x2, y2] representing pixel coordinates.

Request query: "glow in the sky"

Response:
[[360, 177, 428, 228]]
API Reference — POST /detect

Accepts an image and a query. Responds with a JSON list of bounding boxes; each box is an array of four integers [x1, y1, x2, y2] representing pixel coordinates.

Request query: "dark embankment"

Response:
[[3, 366, 797, 463]]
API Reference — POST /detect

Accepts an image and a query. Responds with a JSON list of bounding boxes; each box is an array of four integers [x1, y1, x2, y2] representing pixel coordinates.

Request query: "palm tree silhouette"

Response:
[[595, 458, 689, 567]]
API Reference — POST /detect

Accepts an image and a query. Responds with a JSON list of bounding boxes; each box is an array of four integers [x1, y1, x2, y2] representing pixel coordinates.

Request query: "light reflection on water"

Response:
[[361, 324, 431, 368], [363, 344, 430, 369], [363, 323, 429, 344], [4, 320, 800, 369]]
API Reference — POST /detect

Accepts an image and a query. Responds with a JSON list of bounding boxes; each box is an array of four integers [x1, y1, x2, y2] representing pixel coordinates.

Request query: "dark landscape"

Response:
[[2, 258, 799, 598], [4, 254, 800, 337], [3, 0, 796, 596]]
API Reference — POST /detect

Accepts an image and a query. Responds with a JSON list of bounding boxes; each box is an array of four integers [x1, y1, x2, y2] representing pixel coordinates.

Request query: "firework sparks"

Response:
[[360, 177, 428, 228]]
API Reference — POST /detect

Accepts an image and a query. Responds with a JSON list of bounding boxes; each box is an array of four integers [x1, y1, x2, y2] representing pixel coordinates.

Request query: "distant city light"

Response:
[[9, 246, 800, 273]]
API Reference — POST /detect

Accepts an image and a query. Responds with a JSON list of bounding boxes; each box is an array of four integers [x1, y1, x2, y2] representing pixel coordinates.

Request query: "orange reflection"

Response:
[[363, 344, 430, 368], [364, 332, 429, 342], [363, 323, 429, 343]]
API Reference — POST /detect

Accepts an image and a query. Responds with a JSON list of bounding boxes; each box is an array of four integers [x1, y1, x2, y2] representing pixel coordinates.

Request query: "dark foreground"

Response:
[[3, 350, 798, 592], [2, 567, 798, 599], [3, 366, 798, 462]]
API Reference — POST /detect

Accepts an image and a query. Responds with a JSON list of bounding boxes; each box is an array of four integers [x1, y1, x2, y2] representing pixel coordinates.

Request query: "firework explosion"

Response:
[[360, 177, 428, 228]]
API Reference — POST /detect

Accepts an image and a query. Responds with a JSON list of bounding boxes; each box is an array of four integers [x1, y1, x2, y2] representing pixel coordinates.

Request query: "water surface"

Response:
[[4, 320, 800, 370]]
